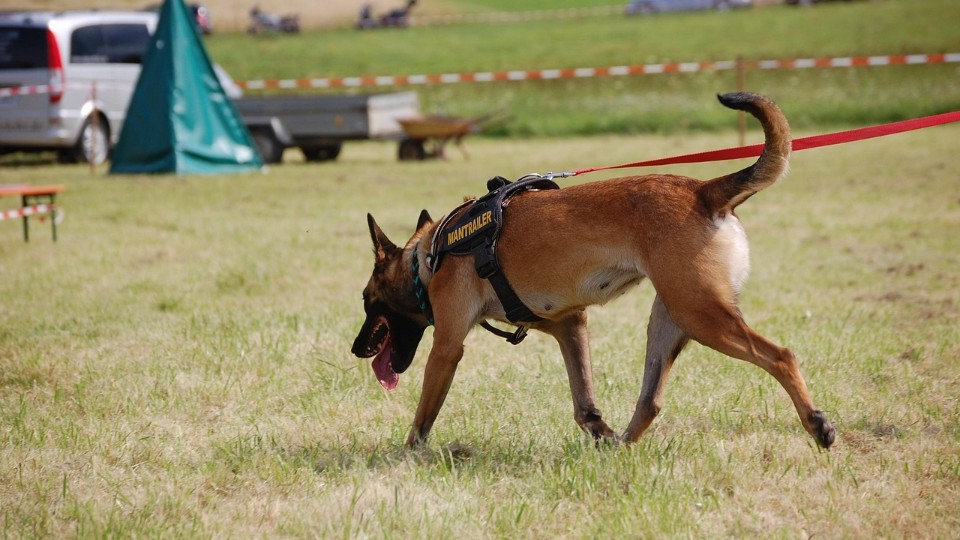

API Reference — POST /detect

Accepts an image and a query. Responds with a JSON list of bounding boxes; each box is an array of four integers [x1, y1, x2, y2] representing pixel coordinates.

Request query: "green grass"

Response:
[[1, 124, 959, 536], [1, 0, 958, 535], [207, 0, 960, 135]]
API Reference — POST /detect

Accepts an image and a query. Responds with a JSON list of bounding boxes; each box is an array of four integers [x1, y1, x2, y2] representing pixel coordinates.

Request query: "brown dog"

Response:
[[353, 92, 836, 449]]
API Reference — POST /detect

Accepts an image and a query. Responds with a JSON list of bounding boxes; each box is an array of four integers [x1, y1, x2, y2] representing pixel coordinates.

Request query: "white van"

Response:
[[0, 11, 157, 164]]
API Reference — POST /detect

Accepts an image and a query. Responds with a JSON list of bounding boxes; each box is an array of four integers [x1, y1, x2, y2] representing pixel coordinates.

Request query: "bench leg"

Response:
[[20, 195, 29, 242], [18, 194, 58, 242]]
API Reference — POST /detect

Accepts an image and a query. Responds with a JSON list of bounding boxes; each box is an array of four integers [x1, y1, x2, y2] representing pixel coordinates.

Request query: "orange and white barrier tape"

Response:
[[237, 52, 960, 90], [0, 204, 56, 221], [0, 84, 57, 98]]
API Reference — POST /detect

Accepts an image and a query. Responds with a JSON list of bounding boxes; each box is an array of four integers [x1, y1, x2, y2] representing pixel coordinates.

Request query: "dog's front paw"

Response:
[[809, 410, 836, 449]]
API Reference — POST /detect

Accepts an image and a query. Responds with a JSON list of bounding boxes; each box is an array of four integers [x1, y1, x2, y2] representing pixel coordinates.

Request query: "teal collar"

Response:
[[411, 245, 433, 325]]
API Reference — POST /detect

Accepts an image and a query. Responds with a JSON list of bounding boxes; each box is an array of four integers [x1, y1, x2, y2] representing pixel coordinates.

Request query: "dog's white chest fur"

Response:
[[713, 213, 751, 294]]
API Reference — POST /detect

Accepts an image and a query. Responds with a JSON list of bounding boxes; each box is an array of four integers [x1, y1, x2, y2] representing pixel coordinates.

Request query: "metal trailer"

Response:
[[233, 91, 420, 164]]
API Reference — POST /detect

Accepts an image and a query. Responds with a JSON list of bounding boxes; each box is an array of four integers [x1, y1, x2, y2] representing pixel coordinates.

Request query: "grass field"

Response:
[[2, 122, 959, 536], [2, 0, 959, 536], [207, 0, 960, 135]]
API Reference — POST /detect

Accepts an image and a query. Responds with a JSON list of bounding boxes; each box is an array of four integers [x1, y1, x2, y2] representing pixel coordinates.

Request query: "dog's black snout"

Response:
[[351, 318, 375, 358], [351, 334, 365, 357]]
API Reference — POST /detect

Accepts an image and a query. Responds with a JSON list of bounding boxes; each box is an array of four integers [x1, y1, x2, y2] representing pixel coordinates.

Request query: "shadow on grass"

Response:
[[304, 440, 479, 475], [0, 152, 61, 168], [282, 432, 634, 478]]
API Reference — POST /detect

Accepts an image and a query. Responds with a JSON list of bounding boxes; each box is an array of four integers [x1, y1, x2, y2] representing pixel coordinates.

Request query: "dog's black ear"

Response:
[[416, 209, 433, 230], [367, 213, 397, 260]]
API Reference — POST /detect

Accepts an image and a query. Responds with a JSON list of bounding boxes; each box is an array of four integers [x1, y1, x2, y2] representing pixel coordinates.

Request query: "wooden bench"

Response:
[[0, 184, 65, 242]]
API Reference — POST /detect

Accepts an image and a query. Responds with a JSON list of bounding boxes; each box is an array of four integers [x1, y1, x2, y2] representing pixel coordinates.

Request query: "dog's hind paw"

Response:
[[810, 410, 836, 449], [595, 434, 621, 450], [582, 410, 617, 443]]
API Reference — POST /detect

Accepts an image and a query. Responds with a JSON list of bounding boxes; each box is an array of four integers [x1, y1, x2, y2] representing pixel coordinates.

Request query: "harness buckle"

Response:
[[508, 325, 529, 345], [473, 242, 499, 278]]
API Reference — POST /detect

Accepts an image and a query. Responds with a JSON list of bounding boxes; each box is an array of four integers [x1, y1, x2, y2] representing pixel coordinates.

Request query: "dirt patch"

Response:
[[8, 0, 431, 31]]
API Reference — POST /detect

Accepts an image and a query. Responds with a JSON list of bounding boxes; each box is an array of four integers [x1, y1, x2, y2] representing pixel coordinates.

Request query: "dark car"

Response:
[[144, 3, 211, 34], [190, 4, 211, 34], [626, 0, 751, 14]]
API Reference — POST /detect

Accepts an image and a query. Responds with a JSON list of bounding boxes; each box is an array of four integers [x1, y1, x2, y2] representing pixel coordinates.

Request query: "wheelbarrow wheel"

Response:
[[398, 138, 426, 161]]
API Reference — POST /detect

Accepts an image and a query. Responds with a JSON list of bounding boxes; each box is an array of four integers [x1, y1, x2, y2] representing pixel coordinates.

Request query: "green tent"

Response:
[[110, 0, 262, 175]]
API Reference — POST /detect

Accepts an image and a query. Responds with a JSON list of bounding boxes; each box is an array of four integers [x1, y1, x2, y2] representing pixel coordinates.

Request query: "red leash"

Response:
[[571, 110, 960, 176]]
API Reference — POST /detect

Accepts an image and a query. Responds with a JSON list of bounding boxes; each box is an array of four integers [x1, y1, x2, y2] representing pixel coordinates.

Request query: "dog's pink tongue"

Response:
[[371, 339, 399, 391]]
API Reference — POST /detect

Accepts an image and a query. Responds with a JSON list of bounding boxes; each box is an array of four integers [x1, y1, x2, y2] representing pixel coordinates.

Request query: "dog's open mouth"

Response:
[[367, 316, 400, 391]]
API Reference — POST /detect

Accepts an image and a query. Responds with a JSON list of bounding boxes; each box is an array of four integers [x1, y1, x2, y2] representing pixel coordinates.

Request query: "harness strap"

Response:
[[471, 241, 541, 323], [480, 321, 529, 345], [426, 199, 473, 273]]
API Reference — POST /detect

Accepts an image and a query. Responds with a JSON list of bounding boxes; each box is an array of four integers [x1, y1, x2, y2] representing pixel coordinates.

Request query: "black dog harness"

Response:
[[420, 174, 560, 343]]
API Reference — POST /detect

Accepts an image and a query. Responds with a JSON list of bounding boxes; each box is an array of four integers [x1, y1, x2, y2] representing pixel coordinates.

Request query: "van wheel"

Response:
[[251, 129, 283, 164], [72, 115, 110, 165]]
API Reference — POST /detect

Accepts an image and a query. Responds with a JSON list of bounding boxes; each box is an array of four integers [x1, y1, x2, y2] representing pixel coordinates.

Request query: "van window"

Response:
[[0, 26, 48, 70], [70, 24, 150, 64]]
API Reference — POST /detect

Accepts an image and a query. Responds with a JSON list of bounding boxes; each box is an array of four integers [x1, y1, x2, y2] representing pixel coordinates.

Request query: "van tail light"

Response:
[[46, 29, 64, 104]]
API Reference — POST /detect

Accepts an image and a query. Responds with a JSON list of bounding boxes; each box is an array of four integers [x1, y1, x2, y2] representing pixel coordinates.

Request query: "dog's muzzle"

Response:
[[352, 305, 427, 391]]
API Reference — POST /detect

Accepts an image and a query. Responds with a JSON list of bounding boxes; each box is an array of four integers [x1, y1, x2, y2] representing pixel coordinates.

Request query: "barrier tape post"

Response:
[[736, 55, 747, 146], [90, 82, 98, 174]]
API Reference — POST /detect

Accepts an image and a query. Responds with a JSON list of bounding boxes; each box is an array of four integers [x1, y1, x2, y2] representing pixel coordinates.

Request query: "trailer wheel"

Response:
[[251, 129, 283, 164], [398, 138, 426, 161], [301, 143, 342, 162]]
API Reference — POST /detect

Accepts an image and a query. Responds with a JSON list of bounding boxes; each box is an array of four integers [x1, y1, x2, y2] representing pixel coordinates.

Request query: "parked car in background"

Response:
[[785, 0, 864, 4], [0, 10, 157, 164], [626, 0, 751, 15]]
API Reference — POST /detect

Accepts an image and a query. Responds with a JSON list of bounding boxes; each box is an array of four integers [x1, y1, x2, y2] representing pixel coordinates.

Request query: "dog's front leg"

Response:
[[404, 314, 472, 448], [540, 310, 617, 443]]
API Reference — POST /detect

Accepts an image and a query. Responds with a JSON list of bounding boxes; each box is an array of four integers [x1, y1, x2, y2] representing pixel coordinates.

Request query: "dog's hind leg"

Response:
[[622, 295, 689, 444], [540, 310, 616, 443], [671, 298, 836, 448]]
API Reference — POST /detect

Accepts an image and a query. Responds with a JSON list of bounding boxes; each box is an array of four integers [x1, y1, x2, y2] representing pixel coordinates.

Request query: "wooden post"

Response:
[[90, 82, 98, 174], [736, 55, 746, 147]]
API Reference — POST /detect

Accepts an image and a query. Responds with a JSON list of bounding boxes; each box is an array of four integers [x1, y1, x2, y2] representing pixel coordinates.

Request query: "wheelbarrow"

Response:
[[396, 110, 509, 161]]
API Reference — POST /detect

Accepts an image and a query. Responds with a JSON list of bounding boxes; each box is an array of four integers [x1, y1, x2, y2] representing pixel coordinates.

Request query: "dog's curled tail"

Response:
[[699, 92, 792, 214]]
